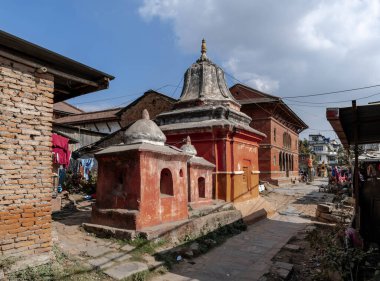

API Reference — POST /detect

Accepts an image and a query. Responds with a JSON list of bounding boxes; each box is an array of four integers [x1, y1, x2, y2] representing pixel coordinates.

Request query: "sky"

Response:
[[2, 0, 380, 140]]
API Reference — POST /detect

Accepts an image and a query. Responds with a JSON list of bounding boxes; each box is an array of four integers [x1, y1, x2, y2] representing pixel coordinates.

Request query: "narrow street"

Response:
[[49, 178, 335, 280], [153, 178, 332, 281]]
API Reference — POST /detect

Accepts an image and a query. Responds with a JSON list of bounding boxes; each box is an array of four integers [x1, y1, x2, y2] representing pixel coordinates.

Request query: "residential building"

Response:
[[229, 83, 308, 186], [308, 134, 338, 165], [54, 90, 176, 134], [0, 30, 113, 264], [53, 101, 84, 119]]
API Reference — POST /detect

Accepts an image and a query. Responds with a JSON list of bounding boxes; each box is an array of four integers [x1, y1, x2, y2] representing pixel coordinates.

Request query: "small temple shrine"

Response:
[[92, 109, 214, 231], [156, 40, 266, 202], [181, 136, 215, 208]]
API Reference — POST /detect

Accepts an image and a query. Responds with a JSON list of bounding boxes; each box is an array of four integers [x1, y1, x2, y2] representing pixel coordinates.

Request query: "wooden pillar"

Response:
[[352, 100, 360, 229]]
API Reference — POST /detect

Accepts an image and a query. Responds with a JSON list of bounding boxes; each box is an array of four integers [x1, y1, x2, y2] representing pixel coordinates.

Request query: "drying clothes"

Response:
[[81, 158, 94, 180], [52, 134, 70, 167], [58, 168, 66, 186]]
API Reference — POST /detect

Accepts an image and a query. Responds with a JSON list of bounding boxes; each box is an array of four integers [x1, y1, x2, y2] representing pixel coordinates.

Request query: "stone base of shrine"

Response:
[[234, 196, 277, 225], [83, 208, 242, 243]]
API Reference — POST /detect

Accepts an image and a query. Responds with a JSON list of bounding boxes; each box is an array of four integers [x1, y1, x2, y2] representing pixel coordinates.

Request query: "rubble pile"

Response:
[[315, 200, 354, 223]]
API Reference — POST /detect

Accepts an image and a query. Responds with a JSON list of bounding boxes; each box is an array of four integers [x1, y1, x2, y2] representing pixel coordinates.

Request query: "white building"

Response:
[[308, 134, 338, 165]]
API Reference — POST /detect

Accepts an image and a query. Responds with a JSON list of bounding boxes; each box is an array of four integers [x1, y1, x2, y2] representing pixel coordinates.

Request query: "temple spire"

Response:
[[199, 38, 208, 61]]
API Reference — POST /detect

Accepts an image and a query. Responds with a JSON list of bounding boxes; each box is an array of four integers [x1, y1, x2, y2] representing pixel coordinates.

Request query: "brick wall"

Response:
[[0, 56, 54, 258], [120, 92, 175, 127]]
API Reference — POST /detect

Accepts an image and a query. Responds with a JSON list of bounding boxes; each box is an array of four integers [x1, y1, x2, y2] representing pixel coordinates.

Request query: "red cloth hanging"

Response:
[[52, 134, 70, 166]]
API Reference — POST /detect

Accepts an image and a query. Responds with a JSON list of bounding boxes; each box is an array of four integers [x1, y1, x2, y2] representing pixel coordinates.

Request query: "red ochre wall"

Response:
[[188, 164, 214, 207], [164, 127, 262, 203], [138, 152, 188, 228], [93, 150, 188, 230]]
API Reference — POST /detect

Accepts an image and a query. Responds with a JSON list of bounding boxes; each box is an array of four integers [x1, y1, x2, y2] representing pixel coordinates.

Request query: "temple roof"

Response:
[[124, 109, 166, 145], [156, 40, 266, 139], [176, 39, 240, 110]]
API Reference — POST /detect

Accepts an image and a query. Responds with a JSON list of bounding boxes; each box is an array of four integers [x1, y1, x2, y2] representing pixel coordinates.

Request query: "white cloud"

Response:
[[138, 0, 380, 137]]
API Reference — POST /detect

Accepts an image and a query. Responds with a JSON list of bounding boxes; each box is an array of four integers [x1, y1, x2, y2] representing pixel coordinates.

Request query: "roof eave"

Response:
[[0, 30, 114, 103]]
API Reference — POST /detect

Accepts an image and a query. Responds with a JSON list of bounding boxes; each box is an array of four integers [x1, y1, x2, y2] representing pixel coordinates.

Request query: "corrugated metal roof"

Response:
[[327, 104, 380, 149]]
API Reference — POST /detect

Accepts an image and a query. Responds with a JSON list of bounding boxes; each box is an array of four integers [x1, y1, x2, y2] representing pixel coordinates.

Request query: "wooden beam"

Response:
[[0, 49, 101, 87], [352, 100, 360, 230]]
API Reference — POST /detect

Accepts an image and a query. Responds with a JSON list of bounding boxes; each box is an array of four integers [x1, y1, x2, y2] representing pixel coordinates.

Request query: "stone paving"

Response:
[[152, 179, 330, 281], [52, 202, 155, 280]]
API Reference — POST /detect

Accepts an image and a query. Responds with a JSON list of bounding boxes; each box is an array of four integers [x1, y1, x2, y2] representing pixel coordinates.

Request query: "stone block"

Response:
[[104, 262, 148, 280], [283, 244, 300, 252], [317, 204, 332, 213]]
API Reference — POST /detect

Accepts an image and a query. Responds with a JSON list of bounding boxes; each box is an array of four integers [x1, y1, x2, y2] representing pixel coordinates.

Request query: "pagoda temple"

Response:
[[156, 40, 266, 202]]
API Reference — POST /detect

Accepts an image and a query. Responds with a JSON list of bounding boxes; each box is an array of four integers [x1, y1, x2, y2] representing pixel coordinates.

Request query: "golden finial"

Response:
[[201, 38, 207, 55]]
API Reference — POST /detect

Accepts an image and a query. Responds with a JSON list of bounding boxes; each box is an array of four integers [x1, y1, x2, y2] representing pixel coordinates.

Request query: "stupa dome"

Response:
[[180, 136, 197, 156], [177, 39, 240, 110], [125, 109, 166, 145]]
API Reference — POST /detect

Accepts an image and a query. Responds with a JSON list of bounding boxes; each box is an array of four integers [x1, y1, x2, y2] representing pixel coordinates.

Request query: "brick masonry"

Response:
[[119, 92, 175, 128], [230, 84, 304, 185], [0, 55, 54, 258]]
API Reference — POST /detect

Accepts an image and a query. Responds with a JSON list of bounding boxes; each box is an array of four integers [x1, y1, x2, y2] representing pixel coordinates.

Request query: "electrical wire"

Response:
[[71, 84, 180, 106], [224, 71, 380, 99]]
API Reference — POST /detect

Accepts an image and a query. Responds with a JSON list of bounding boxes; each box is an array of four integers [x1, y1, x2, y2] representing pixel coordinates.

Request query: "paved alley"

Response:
[[153, 179, 330, 281]]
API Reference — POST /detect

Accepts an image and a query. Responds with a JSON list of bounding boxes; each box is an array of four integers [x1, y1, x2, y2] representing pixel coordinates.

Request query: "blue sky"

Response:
[[2, 0, 380, 140], [0, 0, 196, 110]]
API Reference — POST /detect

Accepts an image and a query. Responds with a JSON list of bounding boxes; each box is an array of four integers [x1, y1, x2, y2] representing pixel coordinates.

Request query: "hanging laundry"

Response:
[[52, 134, 70, 167], [81, 158, 94, 180]]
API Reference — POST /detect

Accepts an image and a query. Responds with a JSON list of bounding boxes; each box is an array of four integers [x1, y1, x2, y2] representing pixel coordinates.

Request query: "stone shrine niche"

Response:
[[181, 136, 215, 208]]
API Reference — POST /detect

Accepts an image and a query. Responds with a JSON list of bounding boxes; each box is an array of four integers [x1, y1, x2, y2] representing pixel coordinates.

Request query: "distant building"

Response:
[[73, 91, 177, 157], [230, 84, 308, 186], [308, 134, 338, 165], [53, 101, 84, 119], [54, 90, 175, 134]]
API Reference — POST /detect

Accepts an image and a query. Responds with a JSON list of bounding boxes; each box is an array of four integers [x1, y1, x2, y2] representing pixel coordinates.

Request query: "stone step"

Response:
[[87, 252, 132, 270], [189, 200, 234, 218], [275, 177, 297, 187], [270, 261, 294, 280], [82, 223, 136, 240], [104, 261, 148, 280]]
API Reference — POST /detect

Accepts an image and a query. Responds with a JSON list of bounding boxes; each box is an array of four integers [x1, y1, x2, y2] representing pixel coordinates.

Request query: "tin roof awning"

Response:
[[326, 103, 380, 149], [0, 30, 114, 102]]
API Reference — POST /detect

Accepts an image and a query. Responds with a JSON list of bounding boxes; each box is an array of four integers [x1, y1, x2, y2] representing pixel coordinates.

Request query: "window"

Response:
[[274, 128, 276, 142], [198, 177, 206, 198], [273, 155, 276, 166], [160, 168, 174, 196], [283, 132, 291, 149]]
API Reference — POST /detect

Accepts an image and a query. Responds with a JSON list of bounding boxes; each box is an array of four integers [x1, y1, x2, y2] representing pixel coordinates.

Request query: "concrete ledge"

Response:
[[82, 223, 136, 240], [139, 210, 242, 242], [83, 209, 243, 243]]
